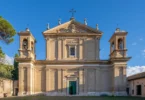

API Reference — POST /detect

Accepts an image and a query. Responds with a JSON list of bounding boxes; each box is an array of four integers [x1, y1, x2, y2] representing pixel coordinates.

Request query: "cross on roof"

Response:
[[69, 9, 76, 18]]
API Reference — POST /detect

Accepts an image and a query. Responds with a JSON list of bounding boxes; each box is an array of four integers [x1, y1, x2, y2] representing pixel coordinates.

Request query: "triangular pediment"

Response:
[[43, 20, 102, 34]]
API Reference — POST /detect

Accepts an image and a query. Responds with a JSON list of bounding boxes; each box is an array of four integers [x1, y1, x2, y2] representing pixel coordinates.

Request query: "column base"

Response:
[[18, 92, 23, 96]]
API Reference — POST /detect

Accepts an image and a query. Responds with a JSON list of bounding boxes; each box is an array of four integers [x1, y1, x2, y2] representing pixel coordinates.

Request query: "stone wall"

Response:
[[0, 79, 13, 98]]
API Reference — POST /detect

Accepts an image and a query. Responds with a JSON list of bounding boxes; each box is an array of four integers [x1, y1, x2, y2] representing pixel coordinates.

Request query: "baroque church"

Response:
[[16, 16, 131, 96]]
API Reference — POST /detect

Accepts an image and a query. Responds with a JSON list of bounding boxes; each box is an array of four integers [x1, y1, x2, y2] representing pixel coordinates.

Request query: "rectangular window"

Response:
[[70, 46, 75, 56]]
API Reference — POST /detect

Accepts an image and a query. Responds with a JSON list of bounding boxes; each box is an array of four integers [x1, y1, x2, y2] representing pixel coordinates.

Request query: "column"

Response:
[[61, 39, 63, 59], [84, 68, 88, 93], [79, 69, 84, 93], [110, 43, 112, 54], [19, 37, 22, 57], [113, 67, 119, 92], [96, 68, 100, 92], [83, 38, 87, 60], [115, 37, 118, 50], [46, 68, 50, 92], [62, 70, 66, 93], [18, 66, 24, 96], [20, 38, 22, 50], [62, 38, 66, 59], [27, 65, 33, 95], [123, 37, 126, 49], [79, 38, 83, 60], [49, 69, 51, 91], [28, 37, 31, 50], [95, 37, 100, 60], [55, 38, 58, 60], [58, 69, 62, 92], [58, 38, 62, 60], [32, 68, 35, 93], [123, 37, 126, 57], [123, 67, 127, 91], [46, 38, 50, 60]]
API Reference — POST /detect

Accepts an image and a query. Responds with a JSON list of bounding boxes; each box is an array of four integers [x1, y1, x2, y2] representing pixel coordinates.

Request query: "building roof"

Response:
[[42, 19, 103, 36], [127, 72, 145, 81]]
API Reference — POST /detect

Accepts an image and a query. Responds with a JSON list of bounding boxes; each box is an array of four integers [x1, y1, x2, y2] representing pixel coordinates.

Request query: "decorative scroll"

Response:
[[59, 24, 88, 33]]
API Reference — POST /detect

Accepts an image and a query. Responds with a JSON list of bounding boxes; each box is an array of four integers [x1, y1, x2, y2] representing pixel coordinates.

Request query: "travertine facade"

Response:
[[16, 18, 131, 96]]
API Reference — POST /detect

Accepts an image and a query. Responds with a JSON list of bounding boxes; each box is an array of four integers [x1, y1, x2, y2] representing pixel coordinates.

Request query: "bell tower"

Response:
[[109, 28, 131, 96], [18, 28, 36, 59], [109, 28, 127, 58]]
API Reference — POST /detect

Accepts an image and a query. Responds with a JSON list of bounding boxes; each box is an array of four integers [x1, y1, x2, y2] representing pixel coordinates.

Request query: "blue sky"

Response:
[[0, 0, 145, 66]]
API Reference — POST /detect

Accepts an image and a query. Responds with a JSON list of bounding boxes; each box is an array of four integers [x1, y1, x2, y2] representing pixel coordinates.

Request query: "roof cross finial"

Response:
[[47, 23, 50, 30], [116, 24, 120, 31], [96, 24, 99, 30], [58, 18, 61, 25], [84, 18, 87, 25], [69, 9, 76, 19], [26, 24, 30, 31]]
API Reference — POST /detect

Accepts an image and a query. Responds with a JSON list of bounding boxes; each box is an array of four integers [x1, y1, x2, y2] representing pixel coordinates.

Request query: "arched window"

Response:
[[118, 38, 123, 50], [31, 41, 34, 53], [111, 42, 115, 51], [23, 39, 28, 50]]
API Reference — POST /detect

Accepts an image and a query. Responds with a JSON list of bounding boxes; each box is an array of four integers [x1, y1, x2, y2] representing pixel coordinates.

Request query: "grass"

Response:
[[0, 96, 144, 100]]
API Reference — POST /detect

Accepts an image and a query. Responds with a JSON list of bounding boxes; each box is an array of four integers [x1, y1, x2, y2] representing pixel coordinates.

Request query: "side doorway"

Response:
[[69, 81, 77, 95], [136, 85, 142, 96]]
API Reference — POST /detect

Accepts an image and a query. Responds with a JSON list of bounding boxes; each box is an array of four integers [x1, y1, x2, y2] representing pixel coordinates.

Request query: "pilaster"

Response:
[[96, 68, 101, 92], [62, 38, 66, 59], [20, 37, 22, 50], [46, 38, 50, 60], [84, 68, 88, 93], [46, 68, 50, 92], [62, 70, 66, 93], [58, 69, 62, 92], [28, 37, 31, 50], [95, 37, 100, 60], [79, 38, 83, 60], [27, 64, 33, 95], [18, 66, 24, 96], [83, 38, 87, 60], [58, 38, 62, 60], [79, 69, 84, 93], [123, 36, 126, 49]]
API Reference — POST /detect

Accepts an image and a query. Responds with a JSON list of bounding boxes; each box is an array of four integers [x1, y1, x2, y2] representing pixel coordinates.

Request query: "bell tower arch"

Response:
[[109, 28, 127, 58], [18, 28, 36, 59]]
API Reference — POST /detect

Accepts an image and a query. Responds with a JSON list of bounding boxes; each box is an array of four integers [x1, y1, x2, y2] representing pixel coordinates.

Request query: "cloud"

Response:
[[4, 54, 14, 65], [132, 42, 137, 45], [127, 66, 145, 76], [142, 49, 145, 57]]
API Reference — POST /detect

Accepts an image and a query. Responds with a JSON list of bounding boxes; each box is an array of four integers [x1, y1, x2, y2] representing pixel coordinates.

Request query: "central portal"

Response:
[[69, 81, 77, 95]]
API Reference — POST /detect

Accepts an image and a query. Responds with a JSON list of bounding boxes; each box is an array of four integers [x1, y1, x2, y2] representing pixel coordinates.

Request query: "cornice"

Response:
[[109, 57, 131, 62], [34, 60, 110, 65]]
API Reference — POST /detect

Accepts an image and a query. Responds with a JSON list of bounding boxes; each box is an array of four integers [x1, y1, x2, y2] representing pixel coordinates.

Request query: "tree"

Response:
[[0, 16, 16, 44], [0, 47, 14, 79], [12, 54, 19, 80]]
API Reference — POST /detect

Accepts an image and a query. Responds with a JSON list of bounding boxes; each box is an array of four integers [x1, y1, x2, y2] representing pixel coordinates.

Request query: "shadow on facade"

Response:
[[19, 66, 128, 96]]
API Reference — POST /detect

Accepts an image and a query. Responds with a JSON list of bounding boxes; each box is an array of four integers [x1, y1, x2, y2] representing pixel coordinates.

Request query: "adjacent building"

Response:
[[127, 72, 145, 97]]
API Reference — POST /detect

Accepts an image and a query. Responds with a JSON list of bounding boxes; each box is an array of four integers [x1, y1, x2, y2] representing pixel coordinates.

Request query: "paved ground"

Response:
[[0, 96, 145, 100]]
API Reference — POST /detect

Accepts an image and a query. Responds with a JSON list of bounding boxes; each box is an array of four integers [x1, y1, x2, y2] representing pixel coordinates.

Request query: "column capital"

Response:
[[95, 37, 100, 40], [45, 37, 50, 40], [61, 37, 67, 40]]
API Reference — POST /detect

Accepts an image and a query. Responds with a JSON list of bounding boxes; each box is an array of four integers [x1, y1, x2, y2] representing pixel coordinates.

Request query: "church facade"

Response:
[[16, 17, 131, 96]]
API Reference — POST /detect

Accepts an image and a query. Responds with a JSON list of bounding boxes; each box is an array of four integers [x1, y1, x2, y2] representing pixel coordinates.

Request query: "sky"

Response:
[[0, 0, 145, 75]]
